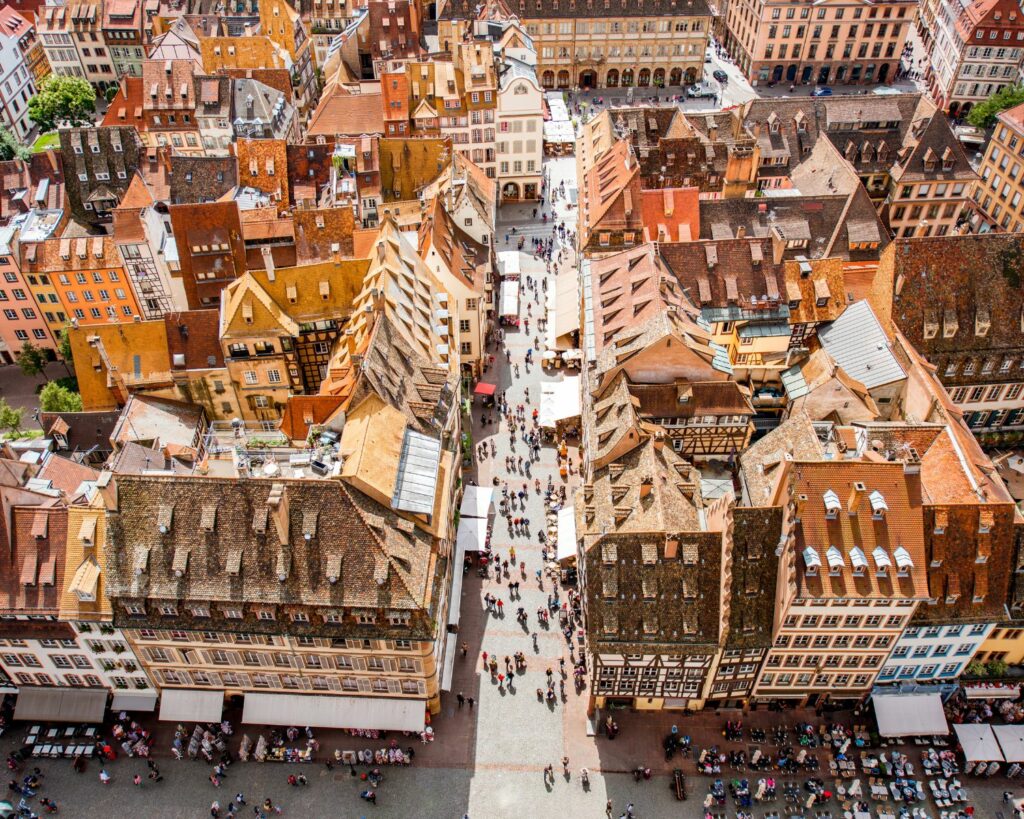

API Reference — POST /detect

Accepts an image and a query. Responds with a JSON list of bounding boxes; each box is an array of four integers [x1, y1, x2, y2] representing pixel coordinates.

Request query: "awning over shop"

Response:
[[872, 692, 947, 737], [441, 632, 458, 692], [456, 516, 488, 553], [965, 682, 1020, 699], [242, 692, 425, 732], [500, 279, 519, 316], [14, 687, 107, 723], [448, 537, 466, 628], [473, 382, 496, 397], [459, 485, 493, 519], [995, 725, 1024, 762], [556, 506, 577, 563], [553, 269, 580, 340], [954, 723, 1004, 762], [539, 377, 581, 429], [158, 688, 224, 723], [110, 691, 158, 712]]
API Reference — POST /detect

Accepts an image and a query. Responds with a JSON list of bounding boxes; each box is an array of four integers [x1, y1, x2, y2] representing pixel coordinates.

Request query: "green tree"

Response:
[[38, 381, 82, 413], [16, 341, 49, 384], [0, 398, 24, 436], [0, 126, 27, 162], [967, 84, 1024, 129], [27, 75, 96, 133]]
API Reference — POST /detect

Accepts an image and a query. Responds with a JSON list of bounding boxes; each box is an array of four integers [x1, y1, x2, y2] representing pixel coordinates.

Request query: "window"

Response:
[[243, 371, 258, 385]]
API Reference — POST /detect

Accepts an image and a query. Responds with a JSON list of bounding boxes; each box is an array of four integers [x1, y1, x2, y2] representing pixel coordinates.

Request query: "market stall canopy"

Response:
[[473, 382, 496, 397], [456, 516, 488, 553], [110, 691, 158, 712], [459, 485, 494, 519], [965, 682, 1020, 699], [159, 688, 225, 723], [872, 692, 947, 737], [242, 692, 425, 732], [954, 723, 1004, 762], [556, 506, 577, 563], [497, 250, 544, 278], [539, 377, 581, 429], [500, 279, 520, 316], [441, 632, 459, 692], [994, 724, 1024, 762], [14, 687, 107, 723]]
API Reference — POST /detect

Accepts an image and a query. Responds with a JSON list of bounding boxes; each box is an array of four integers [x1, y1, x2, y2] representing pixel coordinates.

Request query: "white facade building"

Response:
[[0, 28, 35, 142], [496, 56, 543, 201], [877, 622, 993, 686]]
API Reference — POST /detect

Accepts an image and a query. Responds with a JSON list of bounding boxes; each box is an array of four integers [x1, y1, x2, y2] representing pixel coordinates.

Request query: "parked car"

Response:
[[687, 84, 716, 99], [712, 69, 728, 83], [811, 86, 833, 97]]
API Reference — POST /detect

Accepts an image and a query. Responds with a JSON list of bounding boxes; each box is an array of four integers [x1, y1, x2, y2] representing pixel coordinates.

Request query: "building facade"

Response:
[[723, 0, 915, 87]]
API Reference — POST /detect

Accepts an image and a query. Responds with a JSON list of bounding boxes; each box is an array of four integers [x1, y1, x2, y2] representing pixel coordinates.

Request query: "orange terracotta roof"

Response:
[[279, 395, 345, 442], [794, 460, 928, 601], [308, 89, 385, 138], [352, 228, 379, 259], [638, 187, 699, 243]]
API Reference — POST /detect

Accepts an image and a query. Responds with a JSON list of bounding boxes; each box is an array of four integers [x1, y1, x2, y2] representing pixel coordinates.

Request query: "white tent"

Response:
[[459, 485, 493, 519], [456, 516, 488, 553], [556, 506, 577, 563], [544, 268, 580, 350], [538, 377, 581, 428], [497, 250, 544, 278], [500, 279, 520, 317], [954, 723, 1004, 762], [872, 693, 948, 737], [994, 724, 1024, 762]]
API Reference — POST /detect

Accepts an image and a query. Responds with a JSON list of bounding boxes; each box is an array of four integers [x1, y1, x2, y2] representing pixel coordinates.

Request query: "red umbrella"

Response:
[[474, 382, 497, 396]]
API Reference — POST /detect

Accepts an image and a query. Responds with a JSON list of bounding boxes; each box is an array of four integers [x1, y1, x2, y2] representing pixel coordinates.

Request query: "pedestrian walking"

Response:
[[133, 774, 142, 786], [606, 799, 613, 818], [457, 692, 465, 708], [460, 642, 468, 658], [235, 793, 246, 806], [211, 800, 220, 818], [467, 697, 475, 709]]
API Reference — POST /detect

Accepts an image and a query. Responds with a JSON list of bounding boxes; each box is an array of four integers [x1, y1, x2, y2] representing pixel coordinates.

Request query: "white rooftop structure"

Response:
[[818, 300, 906, 389]]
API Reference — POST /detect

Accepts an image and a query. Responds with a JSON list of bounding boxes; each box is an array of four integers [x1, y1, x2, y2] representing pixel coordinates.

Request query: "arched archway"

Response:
[[622, 68, 634, 87], [542, 71, 554, 89], [835, 66, 847, 82], [878, 63, 890, 83], [502, 182, 521, 200], [638, 68, 651, 87], [670, 68, 683, 86], [579, 70, 597, 88], [817, 66, 830, 85], [785, 64, 797, 82], [684, 67, 697, 85], [772, 65, 784, 82], [960, 101, 973, 117], [606, 69, 619, 87], [800, 65, 812, 84], [557, 70, 570, 88], [653, 68, 666, 87], [948, 101, 961, 117]]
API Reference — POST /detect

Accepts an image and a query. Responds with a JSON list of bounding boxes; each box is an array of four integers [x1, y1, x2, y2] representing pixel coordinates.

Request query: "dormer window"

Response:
[[850, 547, 867, 576], [893, 546, 913, 577], [872, 547, 891, 576], [803, 547, 821, 576], [826, 546, 844, 576], [869, 490, 887, 520], [823, 490, 841, 519]]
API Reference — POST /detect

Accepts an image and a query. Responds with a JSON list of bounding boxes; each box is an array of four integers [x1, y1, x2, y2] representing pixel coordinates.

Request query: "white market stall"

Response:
[[545, 268, 580, 352], [964, 682, 1021, 699], [456, 516, 488, 553], [954, 723, 1004, 763], [556, 506, 577, 564], [242, 692, 425, 732], [538, 377, 581, 430], [500, 279, 520, 318], [497, 250, 544, 279], [872, 693, 948, 737], [459, 485, 494, 519], [994, 724, 1024, 762]]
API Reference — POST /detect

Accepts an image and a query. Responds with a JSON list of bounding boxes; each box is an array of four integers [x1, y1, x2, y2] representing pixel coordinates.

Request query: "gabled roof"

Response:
[[891, 113, 976, 183], [307, 89, 385, 138]]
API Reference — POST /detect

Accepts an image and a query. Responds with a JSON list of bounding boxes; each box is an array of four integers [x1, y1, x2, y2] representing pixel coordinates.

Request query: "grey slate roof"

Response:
[[818, 300, 906, 389]]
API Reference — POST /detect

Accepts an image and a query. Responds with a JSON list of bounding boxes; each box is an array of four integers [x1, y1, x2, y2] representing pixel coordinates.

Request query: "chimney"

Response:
[[266, 483, 290, 547], [653, 431, 665, 451], [847, 481, 866, 515], [640, 477, 653, 499], [344, 328, 357, 358], [794, 493, 807, 520], [736, 225, 746, 239], [261, 245, 275, 281], [96, 471, 118, 511]]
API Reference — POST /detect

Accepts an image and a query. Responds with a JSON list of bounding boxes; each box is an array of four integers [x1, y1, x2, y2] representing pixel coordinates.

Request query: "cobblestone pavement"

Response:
[[0, 159, 1016, 819]]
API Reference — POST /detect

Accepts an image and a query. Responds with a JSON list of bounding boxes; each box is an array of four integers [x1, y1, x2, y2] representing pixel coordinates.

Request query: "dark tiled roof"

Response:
[[105, 476, 438, 629], [169, 155, 238, 204], [0, 500, 66, 616], [726, 506, 783, 650], [629, 380, 753, 419], [164, 310, 224, 369], [39, 411, 119, 458], [891, 234, 1024, 358]]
